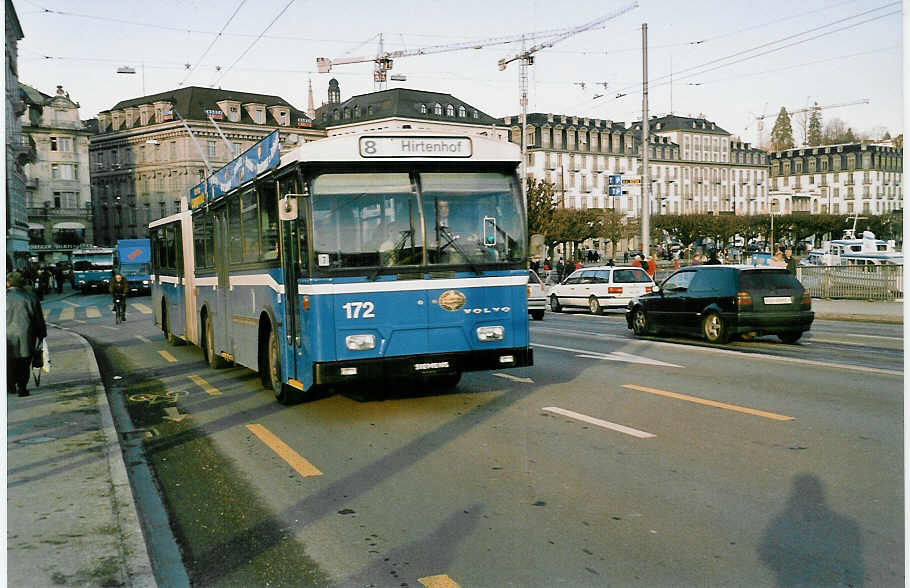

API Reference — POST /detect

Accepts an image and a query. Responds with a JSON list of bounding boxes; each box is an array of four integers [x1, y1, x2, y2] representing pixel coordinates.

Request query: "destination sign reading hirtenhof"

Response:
[[359, 137, 473, 158]]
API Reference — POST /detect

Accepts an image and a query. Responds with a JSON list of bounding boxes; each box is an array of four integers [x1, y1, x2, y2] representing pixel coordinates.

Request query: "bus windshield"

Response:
[[73, 254, 113, 271], [119, 262, 150, 276], [311, 171, 525, 270]]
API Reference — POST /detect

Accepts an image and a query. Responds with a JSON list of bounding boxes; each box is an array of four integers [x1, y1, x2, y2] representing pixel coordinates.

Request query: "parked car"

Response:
[[550, 266, 655, 315], [626, 265, 814, 344], [527, 269, 546, 321]]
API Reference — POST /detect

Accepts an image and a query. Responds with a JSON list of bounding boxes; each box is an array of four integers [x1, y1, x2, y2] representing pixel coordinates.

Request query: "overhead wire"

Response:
[[574, 3, 899, 114], [209, 0, 296, 87], [179, 0, 248, 87]]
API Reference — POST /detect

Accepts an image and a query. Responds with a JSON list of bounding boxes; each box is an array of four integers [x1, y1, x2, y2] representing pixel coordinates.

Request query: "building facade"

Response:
[[768, 143, 902, 216], [89, 86, 321, 245], [314, 81, 507, 140], [21, 84, 94, 261], [511, 113, 770, 217], [6, 0, 30, 269]]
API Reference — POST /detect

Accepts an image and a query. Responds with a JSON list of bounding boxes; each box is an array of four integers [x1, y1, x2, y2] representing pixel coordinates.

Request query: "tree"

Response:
[[807, 103, 823, 146], [882, 130, 891, 141], [770, 107, 794, 151], [595, 209, 627, 260], [526, 179, 558, 239], [823, 118, 852, 144], [894, 134, 903, 149]]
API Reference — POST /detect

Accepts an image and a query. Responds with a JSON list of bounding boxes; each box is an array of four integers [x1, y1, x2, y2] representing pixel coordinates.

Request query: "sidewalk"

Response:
[[6, 321, 155, 586], [810, 298, 903, 324]]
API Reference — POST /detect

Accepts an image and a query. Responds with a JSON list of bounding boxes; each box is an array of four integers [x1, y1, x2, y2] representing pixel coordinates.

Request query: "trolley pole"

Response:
[[640, 23, 650, 257]]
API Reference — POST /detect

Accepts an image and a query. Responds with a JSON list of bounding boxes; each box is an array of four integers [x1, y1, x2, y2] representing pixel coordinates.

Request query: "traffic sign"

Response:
[[608, 185, 622, 197], [608, 174, 622, 186], [622, 178, 641, 184]]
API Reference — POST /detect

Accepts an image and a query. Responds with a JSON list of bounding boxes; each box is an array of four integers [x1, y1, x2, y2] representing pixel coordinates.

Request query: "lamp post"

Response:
[[116, 63, 145, 95]]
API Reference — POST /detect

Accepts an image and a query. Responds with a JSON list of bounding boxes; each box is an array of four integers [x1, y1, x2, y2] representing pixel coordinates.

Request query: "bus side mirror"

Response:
[[280, 194, 298, 221]]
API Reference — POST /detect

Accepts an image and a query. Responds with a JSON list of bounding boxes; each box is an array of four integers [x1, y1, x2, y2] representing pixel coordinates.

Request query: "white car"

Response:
[[549, 265, 656, 315]]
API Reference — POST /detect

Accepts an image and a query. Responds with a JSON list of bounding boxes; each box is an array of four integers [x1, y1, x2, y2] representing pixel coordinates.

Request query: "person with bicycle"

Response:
[[109, 273, 129, 322]]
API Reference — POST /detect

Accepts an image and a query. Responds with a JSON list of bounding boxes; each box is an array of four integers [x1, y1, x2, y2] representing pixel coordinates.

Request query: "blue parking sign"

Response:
[[608, 185, 622, 197], [608, 174, 622, 186]]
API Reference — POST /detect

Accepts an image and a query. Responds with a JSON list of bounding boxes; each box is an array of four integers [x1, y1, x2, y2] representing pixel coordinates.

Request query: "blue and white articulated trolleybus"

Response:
[[150, 131, 533, 404]]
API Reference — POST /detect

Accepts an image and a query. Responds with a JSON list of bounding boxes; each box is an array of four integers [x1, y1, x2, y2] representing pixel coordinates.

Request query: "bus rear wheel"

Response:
[[267, 328, 299, 405]]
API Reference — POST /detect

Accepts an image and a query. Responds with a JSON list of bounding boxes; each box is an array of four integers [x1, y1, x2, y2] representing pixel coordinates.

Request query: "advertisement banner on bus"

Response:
[[189, 130, 281, 209]]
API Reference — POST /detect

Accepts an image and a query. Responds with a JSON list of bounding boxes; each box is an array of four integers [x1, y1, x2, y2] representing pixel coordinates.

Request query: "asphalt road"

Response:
[[45, 294, 904, 587]]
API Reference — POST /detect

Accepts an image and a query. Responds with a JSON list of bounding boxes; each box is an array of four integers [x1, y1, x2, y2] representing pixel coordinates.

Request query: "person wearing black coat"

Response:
[[6, 271, 47, 397]]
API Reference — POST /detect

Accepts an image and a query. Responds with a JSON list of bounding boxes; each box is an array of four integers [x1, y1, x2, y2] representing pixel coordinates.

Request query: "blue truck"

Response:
[[114, 239, 152, 295], [72, 247, 115, 294]]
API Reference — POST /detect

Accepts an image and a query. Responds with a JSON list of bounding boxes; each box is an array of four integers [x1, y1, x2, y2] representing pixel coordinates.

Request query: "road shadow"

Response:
[[758, 473, 865, 587]]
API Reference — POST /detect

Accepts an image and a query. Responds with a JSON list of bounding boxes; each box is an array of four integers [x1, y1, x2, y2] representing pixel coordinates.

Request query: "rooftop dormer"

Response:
[[268, 105, 290, 126], [244, 103, 266, 124], [217, 99, 242, 122]]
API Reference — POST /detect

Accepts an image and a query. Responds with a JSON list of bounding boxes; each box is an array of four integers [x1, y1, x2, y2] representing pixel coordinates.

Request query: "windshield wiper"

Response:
[[438, 225, 483, 275], [368, 229, 418, 281]]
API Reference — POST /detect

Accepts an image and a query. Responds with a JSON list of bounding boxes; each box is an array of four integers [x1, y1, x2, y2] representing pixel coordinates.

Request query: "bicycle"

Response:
[[113, 296, 126, 325]]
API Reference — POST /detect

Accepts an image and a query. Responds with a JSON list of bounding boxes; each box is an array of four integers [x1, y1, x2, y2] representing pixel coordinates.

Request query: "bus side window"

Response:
[[278, 174, 307, 273], [241, 188, 260, 263], [193, 214, 206, 270], [228, 195, 243, 264], [258, 181, 279, 262]]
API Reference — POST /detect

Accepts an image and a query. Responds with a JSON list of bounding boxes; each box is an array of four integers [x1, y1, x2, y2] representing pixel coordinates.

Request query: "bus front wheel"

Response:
[[267, 328, 299, 405]]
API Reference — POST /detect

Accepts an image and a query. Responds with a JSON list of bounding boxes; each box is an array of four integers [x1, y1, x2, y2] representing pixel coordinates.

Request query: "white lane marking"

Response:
[[85, 306, 101, 318], [531, 329, 902, 377], [63, 300, 79, 307], [99, 325, 118, 331], [534, 343, 682, 367], [543, 406, 656, 439], [493, 373, 534, 383], [131, 302, 152, 314], [59, 307, 75, 321], [135, 335, 152, 344]]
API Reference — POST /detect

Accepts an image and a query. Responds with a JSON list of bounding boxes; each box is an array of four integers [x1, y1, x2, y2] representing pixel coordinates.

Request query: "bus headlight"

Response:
[[476, 326, 504, 341], [142, 280, 149, 285], [345, 334, 376, 351]]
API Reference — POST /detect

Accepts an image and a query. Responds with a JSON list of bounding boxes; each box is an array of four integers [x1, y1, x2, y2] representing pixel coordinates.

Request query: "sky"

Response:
[[11, 0, 903, 147]]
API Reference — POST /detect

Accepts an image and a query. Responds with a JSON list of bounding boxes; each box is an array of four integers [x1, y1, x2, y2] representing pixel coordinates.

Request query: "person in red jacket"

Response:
[[646, 254, 657, 278]]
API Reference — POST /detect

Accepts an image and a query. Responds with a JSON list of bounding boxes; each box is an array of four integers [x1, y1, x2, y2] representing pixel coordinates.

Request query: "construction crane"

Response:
[[317, 23, 618, 90], [497, 2, 638, 195], [753, 99, 870, 146]]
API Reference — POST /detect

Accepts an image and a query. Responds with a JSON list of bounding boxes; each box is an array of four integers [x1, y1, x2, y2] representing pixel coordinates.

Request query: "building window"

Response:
[[472, 109, 478, 119], [50, 136, 72, 152], [232, 142, 241, 156], [367, 105, 374, 115], [170, 141, 177, 159], [419, 104, 427, 114], [458, 105, 466, 117], [207, 141, 216, 159], [353, 104, 361, 117], [445, 104, 454, 116], [433, 103, 442, 115], [343, 107, 350, 119]]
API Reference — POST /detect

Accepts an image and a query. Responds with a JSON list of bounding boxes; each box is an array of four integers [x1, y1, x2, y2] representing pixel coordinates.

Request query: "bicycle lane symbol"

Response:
[[128, 390, 188, 405]]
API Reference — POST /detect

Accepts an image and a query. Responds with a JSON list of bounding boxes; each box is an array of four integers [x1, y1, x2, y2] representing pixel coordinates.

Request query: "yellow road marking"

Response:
[[132, 302, 152, 314], [86, 306, 101, 318], [59, 307, 75, 321], [158, 350, 178, 363], [622, 384, 794, 421], [188, 374, 221, 396], [43, 308, 50, 318], [418, 575, 461, 588], [245, 424, 322, 478]]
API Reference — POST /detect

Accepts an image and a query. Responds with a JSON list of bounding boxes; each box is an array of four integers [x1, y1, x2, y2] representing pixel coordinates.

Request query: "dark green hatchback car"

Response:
[[626, 265, 814, 344]]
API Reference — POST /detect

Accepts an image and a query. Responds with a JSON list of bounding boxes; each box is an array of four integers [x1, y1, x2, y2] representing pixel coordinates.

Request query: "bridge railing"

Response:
[[797, 265, 903, 301]]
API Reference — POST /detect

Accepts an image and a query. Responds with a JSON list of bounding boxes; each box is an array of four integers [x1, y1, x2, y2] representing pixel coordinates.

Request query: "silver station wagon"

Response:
[[549, 266, 656, 315]]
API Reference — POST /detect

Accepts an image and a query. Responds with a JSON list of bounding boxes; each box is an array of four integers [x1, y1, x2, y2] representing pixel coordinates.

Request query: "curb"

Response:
[[65, 330, 157, 587], [813, 313, 903, 325]]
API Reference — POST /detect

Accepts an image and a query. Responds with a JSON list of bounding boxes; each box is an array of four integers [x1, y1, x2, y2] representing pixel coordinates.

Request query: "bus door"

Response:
[[278, 177, 302, 383], [212, 208, 231, 358]]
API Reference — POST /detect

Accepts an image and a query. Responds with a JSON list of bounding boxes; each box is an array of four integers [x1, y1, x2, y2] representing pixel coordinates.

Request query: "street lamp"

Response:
[[117, 64, 145, 95]]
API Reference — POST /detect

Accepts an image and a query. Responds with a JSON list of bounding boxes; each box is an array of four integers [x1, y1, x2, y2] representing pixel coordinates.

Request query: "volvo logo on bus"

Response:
[[438, 290, 466, 312]]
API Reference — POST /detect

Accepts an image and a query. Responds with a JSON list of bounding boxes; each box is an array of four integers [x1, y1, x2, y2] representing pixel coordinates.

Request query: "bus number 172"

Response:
[[342, 301, 375, 319]]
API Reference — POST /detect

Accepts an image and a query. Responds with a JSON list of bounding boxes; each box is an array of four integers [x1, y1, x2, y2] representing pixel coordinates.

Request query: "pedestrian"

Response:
[[7, 271, 47, 397], [770, 248, 786, 267], [673, 257, 680, 271], [54, 265, 64, 293], [575, 260, 582, 270], [37, 266, 50, 298], [530, 257, 540, 274], [646, 254, 657, 278], [607, 258, 615, 267], [631, 255, 642, 268], [704, 250, 722, 265], [556, 257, 565, 283], [623, 250, 629, 264], [784, 248, 797, 274]]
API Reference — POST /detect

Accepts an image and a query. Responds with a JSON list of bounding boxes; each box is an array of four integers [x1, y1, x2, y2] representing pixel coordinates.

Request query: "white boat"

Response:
[[801, 217, 901, 267]]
